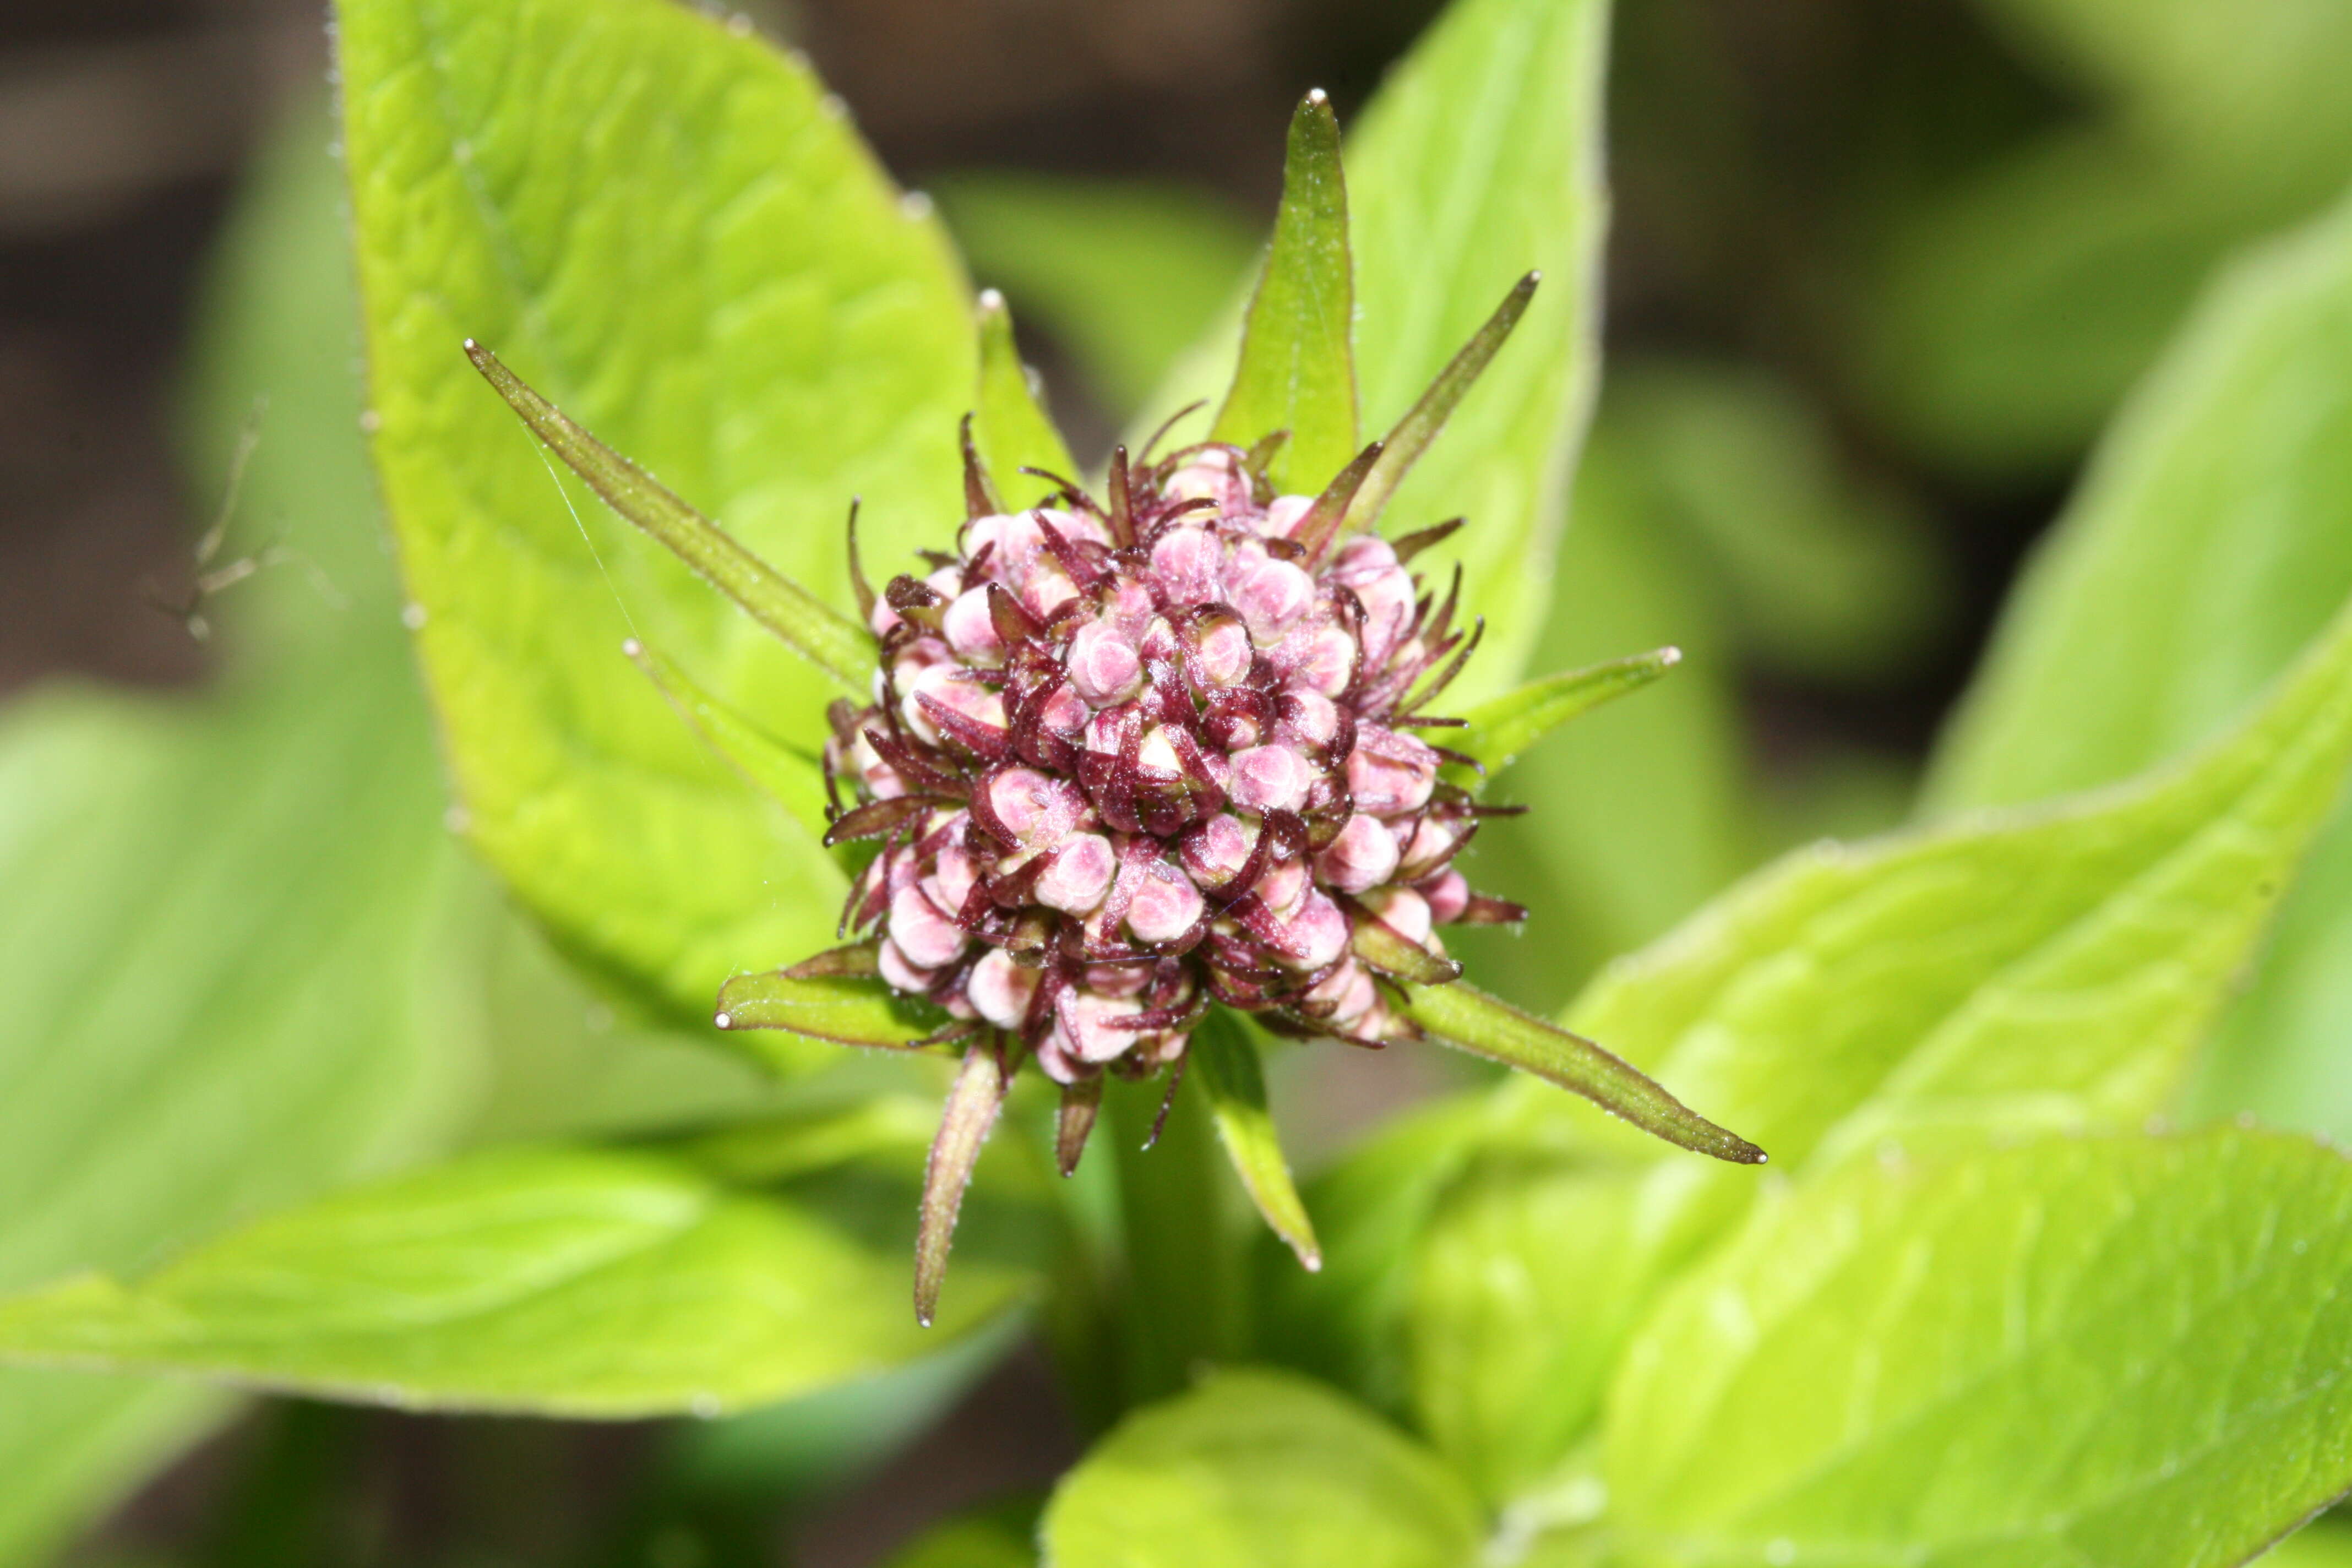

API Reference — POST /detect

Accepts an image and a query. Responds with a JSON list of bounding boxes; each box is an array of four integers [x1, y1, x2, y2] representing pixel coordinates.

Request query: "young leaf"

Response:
[[1341, 271, 1538, 536], [1190, 1014, 1321, 1271], [340, 0, 974, 1021], [1211, 90, 1357, 493], [1923, 188, 2352, 1142], [1608, 1129, 2352, 1568], [1403, 579, 2352, 1499], [466, 345, 872, 690], [0, 1145, 1033, 1417], [1405, 982, 1765, 1167], [972, 288, 1079, 508], [624, 638, 831, 840], [1445, 646, 1682, 781], [1042, 1369, 1481, 1568]]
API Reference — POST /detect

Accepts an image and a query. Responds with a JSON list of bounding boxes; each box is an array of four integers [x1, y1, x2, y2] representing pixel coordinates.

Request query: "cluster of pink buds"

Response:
[[824, 426, 1524, 1104]]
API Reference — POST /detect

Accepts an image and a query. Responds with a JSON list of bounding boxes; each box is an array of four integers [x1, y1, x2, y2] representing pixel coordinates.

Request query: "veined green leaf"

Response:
[[973, 288, 1079, 507], [624, 637, 831, 841], [1446, 647, 1681, 782], [1042, 1369, 1481, 1568], [1607, 1129, 2352, 1568], [1191, 1014, 1320, 1271], [1922, 186, 2352, 1144], [340, 0, 970, 1019], [0, 1145, 1032, 1418], [1407, 579, 2352, 1498], [1212, 90, 1357, 493]]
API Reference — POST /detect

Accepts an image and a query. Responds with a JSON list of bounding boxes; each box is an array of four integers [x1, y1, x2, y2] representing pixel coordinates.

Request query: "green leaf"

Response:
[[936, 172, 1257, 420], [1344, 0, 1612, 703], [973, 288, 1079, 506], [1404, 983, 1765, 1167], [340, 0, 973, 1019], [1606, 1129, 2352, 1568], [1406, 580, 2352, 1499], [624, 637, 831, 841], [878, 1496, 1041, 1568], [0, 1145, 1033, 1418], [1191, 1014, 1320, 1271], [1447, 647, 1682, 782], [1042, 1369, 1482, 1568], [1921, 186, 2352, 1142], [2265, 1523, 2352, 1567], [1212, 91, 1357, 493]]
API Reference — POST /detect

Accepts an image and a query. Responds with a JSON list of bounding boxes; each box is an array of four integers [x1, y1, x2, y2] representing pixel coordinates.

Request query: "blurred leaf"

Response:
[[1851, 134, 2289, 473], [876, 1496, 1041, 1568], [934, 174, 1257, 424], [1041, 1369, 1480, 1568], [1607, 1130, 2352, 1568], [1406, 585, 2352, 1498], [1591, 361, 1950, 680], [1213, 91, 1358, 493], [0, 649, 483, 1559], [339, 0, 976, 1020], [0, 1145, 1035, 1417], [2267, 1523, 2352, 1566], [1924, 186, 2352, 1141]]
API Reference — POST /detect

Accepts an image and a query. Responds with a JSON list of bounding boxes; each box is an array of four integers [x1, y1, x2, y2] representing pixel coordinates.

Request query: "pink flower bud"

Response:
[[1348, 726, 1438, 815], [1069, 620, 1144, 704], [1182, 813, 1256, 886], [1228, 743, 1313, 814], [1278, 689, 1341, 748], [1315, 813, 1400, 894], [889, 882, 969, 969], [966, 948, 1039, 1030], [1360, 884, 1433, 946], [1422, 868, 1471, 924], [876, 937, 939, 994], [1126, 862, 1205, 944], [1226, 548, 1315, 641], [987, 767, 1088, 845], [943, 586, 1004, 664], [1054, 990, 1146, 1065], [1272, 889, 1349, 970], [1263, 493, 1313, 538], [1187, 609, 1254, 688], [934, 836, 979, 913], [1150, 526, 1225, 604], [1035, 832, 1115, 912]]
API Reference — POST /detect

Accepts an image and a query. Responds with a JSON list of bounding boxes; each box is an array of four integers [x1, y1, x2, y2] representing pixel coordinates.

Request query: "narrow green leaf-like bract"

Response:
[[468, 344, 872, 692], [1407, 982, 1766, 1166], [1192, 1015, 1321, 1271]]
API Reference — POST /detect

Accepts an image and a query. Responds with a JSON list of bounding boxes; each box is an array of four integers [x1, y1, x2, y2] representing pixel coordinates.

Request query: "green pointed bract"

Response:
[[624, 638, 832, 840], [973, 289, 1079, 508], [1342, 272, 1539, 536], [916, 1041, 1015, 1327], [1404, 982, 1766, 1166], [1349, 910, 1464, 986], [1192, 1014, 1321, 1271], [464, 342, 872, 692], [1288, 440, 1386, 565], [1212, 90, 1357, 493], [1446, 646, 1683, 783], [714, 943, 949, 1053]]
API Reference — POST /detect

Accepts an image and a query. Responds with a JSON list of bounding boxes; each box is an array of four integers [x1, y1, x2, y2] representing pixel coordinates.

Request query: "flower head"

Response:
[[829, 427, 1521, 1100], [466, 90, 1765, 1327]]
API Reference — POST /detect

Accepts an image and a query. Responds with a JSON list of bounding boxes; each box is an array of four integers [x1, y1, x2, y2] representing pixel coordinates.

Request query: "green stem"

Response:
[[1105, 1071, 1236, 1408]]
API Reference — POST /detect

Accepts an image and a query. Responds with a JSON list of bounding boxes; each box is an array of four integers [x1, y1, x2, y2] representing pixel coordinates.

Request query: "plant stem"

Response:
[[1104, 1071, 1236, 1409]]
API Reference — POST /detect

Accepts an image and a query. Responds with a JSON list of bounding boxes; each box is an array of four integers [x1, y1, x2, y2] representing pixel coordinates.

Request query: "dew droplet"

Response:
[[444, 804, 472, 835], [401, 602, 427, 630], [899, 189, 934, 221], [714, 1012, 733, 1030]]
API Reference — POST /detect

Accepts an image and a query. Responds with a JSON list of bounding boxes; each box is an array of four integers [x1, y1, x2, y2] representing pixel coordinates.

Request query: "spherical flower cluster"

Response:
[[824, 438, 1523, 1091]]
